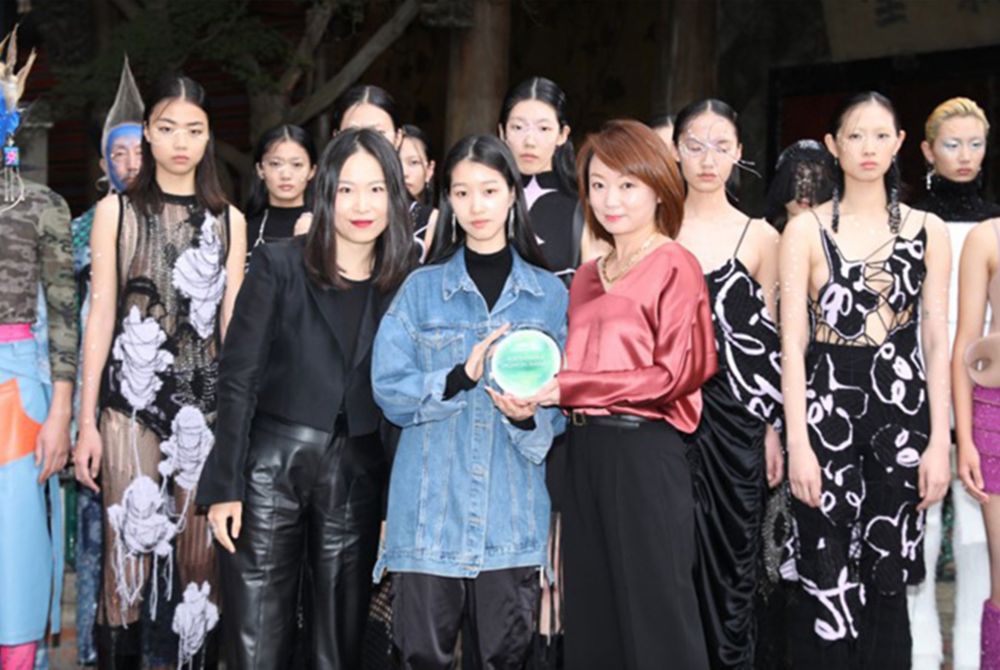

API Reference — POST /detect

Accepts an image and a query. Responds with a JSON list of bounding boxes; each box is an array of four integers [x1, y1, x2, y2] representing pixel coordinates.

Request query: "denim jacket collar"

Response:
[[441, 246, 544, 302]]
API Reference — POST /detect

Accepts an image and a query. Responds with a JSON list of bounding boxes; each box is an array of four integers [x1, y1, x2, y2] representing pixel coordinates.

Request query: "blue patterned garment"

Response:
[[71, 205, 101, 665]]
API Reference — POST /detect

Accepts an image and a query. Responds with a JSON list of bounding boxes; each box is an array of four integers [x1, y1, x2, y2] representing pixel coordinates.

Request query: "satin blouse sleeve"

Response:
[[558, 252, 716, 412]]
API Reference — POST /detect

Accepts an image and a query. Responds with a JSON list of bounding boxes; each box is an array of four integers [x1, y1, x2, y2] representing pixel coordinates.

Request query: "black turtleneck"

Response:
[[916, 175, 1000, 223], [465, 245, 513, 312]]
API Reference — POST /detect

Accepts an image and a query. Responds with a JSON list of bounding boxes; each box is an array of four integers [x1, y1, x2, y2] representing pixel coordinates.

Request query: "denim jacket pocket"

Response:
[[415, 329, 465, 371]]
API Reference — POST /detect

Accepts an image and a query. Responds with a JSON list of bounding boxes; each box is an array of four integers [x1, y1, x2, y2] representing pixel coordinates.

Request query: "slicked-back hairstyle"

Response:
[[303, 128, 414, 293], [128, 75, 227, 216], [499, 76, 577, 196], [672, 98, 743, 197], [401, 123, 435, 206], [924, 96, 990, 142], [332, 84, 401, 133], [245, 124, 318, 219], [827, 91, 904, 232], [576, 119, 686, 245]]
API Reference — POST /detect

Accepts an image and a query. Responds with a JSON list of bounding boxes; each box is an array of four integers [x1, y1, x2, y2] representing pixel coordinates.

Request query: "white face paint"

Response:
[[926, 115, 987, 183]]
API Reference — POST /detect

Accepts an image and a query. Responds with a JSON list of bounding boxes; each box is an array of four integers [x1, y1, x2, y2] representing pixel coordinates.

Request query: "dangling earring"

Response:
[[925, 164, 935, 191], [888, 155, 902, 235], [832, 186, 840, 234], [507, 207, 515, 239], [451, 213, 457, 243]]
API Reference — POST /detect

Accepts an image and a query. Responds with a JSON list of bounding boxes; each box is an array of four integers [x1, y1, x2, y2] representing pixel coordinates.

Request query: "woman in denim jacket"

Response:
[[372, 134, 568, 669]]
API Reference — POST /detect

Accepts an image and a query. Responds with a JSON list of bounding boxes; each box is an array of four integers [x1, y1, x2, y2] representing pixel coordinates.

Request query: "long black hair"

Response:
[[128, 75, 227, 216], [245, 124, 318, 219], [426, 135, 547, 269], [332, 84, 401, 133], [303, 128, 414, 292], [827, 91, 903, 233], [498, 77, 577, 197], [401, 123, 435, 206], [672, 98, 744, 199]]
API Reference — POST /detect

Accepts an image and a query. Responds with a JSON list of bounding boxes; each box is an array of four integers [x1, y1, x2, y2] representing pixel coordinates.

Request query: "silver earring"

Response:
[[925, 165, 934, 190], [451, 213, 457, 243], [507, 207, 515, 239]]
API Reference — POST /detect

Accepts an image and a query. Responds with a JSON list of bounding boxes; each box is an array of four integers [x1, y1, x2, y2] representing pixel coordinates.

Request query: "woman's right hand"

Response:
[[788, 439, 822, 508], [208, 502, 243, 554], [957, 443, 989, 504], [73, 423, 103, 493], [464, 324, 510, 382]]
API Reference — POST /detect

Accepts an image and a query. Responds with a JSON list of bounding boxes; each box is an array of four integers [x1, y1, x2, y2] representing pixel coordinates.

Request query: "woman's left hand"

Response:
[[917, 436, 952, 510], [486, 387, 537, 421], [294, 212, 313, 236], [764, 426, 784, 488], [527, 379, 560, 407]]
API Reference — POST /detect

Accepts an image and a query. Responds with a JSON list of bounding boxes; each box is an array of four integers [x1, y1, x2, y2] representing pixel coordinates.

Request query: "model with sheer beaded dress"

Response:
[[74, 76, 246, 668]]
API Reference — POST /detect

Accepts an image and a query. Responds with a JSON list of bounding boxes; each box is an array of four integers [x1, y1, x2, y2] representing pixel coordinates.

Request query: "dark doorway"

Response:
[[768, 44, 1000, 204]]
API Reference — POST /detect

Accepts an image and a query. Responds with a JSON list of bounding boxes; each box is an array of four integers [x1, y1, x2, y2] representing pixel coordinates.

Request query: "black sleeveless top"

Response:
[[704, 219, 783, 429]]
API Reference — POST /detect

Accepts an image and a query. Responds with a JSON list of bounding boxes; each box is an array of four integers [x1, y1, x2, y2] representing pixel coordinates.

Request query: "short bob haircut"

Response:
[[575, 119, 685, 245]]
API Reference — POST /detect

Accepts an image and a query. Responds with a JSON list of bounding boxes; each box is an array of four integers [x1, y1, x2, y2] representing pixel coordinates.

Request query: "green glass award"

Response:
[[486, 327, 561, 398]]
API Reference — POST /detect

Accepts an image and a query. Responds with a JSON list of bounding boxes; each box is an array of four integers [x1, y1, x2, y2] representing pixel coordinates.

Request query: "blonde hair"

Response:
[[925, 97, 990, 142]]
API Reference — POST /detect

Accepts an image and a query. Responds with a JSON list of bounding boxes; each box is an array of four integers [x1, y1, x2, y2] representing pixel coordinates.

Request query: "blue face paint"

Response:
[[104, 124, 143, 193]]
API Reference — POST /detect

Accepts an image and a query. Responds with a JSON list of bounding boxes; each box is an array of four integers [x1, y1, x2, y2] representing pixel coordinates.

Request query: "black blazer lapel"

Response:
[[349, 285, 380, 373], [304, 278, 350, 364]]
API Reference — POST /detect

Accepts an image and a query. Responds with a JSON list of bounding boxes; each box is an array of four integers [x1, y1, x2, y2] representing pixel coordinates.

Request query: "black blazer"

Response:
[[196, 238, 395, 506]]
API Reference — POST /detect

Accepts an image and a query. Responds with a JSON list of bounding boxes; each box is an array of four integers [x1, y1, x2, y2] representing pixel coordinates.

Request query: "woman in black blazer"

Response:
[[196, 128, 414, 670]]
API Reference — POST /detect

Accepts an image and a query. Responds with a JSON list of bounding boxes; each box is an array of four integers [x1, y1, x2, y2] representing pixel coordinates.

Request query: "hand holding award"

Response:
[[486, 327, 562, 399]]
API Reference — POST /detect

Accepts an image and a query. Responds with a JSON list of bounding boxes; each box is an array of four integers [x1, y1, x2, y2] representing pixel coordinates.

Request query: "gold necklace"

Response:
[[600, 234, 658, 285]]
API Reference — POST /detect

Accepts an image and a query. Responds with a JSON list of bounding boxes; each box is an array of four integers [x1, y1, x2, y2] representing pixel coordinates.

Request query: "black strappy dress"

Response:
[[687, 220, 784, 669]]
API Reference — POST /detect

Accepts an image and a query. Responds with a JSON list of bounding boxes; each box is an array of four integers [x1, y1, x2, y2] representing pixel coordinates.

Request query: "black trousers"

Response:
[[219, 414, 386, 670], [391, 567, 540, 670], [562, 418, 708, 670]]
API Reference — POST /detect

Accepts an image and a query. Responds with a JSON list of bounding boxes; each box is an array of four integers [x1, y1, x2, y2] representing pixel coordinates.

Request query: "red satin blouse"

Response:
[[558, 241, 717, 433]]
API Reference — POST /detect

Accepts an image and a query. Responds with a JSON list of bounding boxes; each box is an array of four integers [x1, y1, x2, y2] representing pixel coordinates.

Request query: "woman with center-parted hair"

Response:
[[528, 119, 718, 669], [371, 134, 567, 669], [75, 74, 247, 668], [195, 128, 415, 669]]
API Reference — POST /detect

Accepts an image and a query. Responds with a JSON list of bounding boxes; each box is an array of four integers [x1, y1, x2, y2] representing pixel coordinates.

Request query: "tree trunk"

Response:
[[660, 0, 717, 114], [247, 90, 288, 145], [444, 0, 510, 149], [288, 0, 420, 126]]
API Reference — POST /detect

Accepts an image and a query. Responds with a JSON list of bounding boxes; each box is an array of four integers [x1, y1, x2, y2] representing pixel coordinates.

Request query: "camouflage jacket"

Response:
[[0, 180, 78, 381]]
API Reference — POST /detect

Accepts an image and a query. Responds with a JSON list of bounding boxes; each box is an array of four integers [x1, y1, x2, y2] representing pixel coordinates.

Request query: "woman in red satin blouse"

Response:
[[530, 119, 717, 670]]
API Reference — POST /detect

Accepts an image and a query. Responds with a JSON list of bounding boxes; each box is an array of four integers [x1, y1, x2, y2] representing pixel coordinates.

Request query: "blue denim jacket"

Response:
[[372, 248, 568, 579]]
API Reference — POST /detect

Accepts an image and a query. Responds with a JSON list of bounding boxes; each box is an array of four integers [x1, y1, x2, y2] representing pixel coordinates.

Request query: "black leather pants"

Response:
[[219, 414, 387, 670]]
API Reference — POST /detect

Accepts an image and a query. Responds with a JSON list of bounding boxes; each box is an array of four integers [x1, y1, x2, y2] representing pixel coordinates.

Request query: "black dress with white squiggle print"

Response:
[[787, 212, 929, 644], [686, 222, 785, 668]]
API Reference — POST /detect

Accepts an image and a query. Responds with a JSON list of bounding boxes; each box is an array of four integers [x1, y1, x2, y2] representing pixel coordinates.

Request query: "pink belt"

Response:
[[0, 324, 32, 343]]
